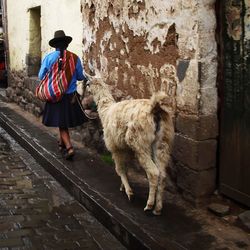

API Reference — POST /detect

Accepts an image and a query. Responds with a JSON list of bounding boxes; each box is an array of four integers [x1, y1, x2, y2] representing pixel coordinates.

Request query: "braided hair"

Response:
[[55, 41, 68, 71]]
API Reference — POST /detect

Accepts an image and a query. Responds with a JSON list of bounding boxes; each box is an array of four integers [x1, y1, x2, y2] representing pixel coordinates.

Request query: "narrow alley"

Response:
[[0, 0, 249, 249]]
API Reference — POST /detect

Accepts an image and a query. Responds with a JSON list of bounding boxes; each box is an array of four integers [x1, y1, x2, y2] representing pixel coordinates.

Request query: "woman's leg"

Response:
[[59, 128, 74, 157]]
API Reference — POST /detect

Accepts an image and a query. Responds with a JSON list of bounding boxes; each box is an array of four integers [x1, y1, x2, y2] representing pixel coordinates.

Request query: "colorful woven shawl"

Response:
[[35, 50, 78, 102]]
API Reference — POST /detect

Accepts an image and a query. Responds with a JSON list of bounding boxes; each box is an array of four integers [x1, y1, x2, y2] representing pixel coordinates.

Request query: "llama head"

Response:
[[84, 70, 115, 107]]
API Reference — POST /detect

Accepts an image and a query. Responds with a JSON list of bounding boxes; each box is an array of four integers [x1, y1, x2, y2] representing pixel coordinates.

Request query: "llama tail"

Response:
[[150, 91, 173, 134], [150, 91, 172, 114], [150, 92, 174, 156], [151, 92, 174, 140]]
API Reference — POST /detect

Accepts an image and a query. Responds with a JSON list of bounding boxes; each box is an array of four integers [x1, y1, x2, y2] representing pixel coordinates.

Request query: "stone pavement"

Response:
[[0, 95, 249, 250], [0, 127, 125, 249]]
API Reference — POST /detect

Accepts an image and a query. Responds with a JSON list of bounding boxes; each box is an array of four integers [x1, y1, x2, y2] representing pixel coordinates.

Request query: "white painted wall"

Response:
[[7, 0, 83, 71]]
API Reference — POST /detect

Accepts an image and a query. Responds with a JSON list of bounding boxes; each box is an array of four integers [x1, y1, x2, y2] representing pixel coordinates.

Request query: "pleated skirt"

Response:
[[42, 93, 87, 128]]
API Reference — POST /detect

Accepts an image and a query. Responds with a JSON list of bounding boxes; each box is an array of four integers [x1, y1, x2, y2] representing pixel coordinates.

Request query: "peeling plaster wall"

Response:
[[81, 0, 218, 201], [81, 0, 179, 101], [81, 0, 217, 114]]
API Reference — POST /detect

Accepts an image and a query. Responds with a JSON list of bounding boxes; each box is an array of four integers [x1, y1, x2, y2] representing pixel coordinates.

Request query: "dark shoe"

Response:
[[64, 146, 75, 160]]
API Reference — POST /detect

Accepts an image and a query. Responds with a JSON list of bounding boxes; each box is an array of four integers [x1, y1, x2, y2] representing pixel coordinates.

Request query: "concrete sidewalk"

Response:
[[0, 96, 249, 250]]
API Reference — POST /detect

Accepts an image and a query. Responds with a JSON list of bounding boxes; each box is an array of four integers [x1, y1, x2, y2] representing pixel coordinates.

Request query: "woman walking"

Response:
[[38, 30, 87, 160]]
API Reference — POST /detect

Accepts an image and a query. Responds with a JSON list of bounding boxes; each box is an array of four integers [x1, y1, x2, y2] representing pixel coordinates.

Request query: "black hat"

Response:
[[49, 30, 72, 48]]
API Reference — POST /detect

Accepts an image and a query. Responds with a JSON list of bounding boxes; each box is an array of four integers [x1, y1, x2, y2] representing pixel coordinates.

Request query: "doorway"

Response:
[[218, 0, 250, 207], [27, 6, 41, 76]]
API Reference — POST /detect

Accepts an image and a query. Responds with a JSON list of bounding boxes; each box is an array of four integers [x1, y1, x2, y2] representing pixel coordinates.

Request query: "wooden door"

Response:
[[218, 0, 250, 207]]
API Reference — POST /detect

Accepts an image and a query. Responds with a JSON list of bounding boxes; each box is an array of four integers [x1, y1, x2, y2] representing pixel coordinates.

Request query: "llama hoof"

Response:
[[128, 194, 134, 202], [144, 206, 155, 217], [127, 192, 134, 202], [119, 183, 124, 192], [144, 204, 154, 212], [152, 209, 162, 216]]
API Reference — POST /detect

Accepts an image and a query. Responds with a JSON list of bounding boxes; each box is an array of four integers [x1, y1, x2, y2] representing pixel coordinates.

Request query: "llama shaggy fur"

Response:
[[87, 75, 174, 215]]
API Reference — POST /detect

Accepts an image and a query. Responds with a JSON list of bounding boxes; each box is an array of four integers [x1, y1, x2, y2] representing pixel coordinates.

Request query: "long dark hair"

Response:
[[56, 41, 68, 70]]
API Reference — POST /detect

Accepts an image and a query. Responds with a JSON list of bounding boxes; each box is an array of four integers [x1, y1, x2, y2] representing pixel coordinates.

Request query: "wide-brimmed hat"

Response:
[[49, 30, 72, 48]]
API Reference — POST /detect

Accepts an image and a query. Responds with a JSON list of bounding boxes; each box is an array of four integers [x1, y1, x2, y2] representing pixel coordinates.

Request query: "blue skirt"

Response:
[[42, 93, 87, 128]]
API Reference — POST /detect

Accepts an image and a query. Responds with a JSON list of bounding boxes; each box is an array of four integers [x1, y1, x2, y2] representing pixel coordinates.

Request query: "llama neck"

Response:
[[90, 81, 115, 120]]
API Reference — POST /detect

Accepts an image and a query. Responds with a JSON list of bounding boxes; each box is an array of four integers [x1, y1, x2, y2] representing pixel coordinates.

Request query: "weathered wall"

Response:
[[7, 0, 83, 71], [5, 0, 83, 115], [82, 0, 179, 101], [81, 0, 218, 202]]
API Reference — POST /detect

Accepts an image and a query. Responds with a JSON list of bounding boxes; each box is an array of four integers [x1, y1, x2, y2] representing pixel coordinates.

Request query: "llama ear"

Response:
[[84, 72, 93, 80], [84, 69, 102, 82], [94, 68, 101, 79], [76, 81, 84, 96]]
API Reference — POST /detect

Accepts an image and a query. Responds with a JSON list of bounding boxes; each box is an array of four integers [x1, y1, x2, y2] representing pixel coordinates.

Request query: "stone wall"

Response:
[[5, 71, 42, 117]]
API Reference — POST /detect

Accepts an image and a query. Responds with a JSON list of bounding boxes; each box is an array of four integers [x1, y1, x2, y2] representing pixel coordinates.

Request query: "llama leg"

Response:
[[153, 148, 170, 215], [112, 151, 133, 201], [120, 183, 124, 192], [137, 153, 159, 211], [153, 168, 166, 215]]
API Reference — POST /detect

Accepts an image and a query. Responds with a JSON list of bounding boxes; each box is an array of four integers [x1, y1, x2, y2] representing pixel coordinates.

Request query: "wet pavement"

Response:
[[0, 94, 249, 250], [0, 127, 125, 249]]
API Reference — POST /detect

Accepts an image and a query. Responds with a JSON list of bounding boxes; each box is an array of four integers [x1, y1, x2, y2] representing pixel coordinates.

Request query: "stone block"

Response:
[[176, 113, 218, 140], [198, 32, 217, 59], [176, 59, 200, 114], [23, 77, 31, 89], [200, 86, 218, 115], [26, 55, 41, 77], [197, 6, 216, 33], [17, 81, 24, 88], [173, 133, 217, 170], [199, 60, 217, 88], [14, 95, 22, 104], [33, 107, 43, 117], [5, 87, 14, 98], [24, 77, 39, 93], [176, 163, 216, 198], [208, 203, 230, 217], [238, 211, 250, 231], [15, 87, 23, 96], [23, 88, 30, 99], [7, 75, 16, 87]]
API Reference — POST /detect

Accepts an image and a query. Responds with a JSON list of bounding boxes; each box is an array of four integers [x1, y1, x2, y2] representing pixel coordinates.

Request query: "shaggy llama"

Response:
[[86, 74, 174, 215]]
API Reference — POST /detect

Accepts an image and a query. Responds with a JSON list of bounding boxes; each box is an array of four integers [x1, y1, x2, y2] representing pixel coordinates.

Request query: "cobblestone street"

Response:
[[0, 127, 125, 250]]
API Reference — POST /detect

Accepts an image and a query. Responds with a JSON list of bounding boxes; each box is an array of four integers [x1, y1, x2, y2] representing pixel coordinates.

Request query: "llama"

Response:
[[85, 74, 174, 215]]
